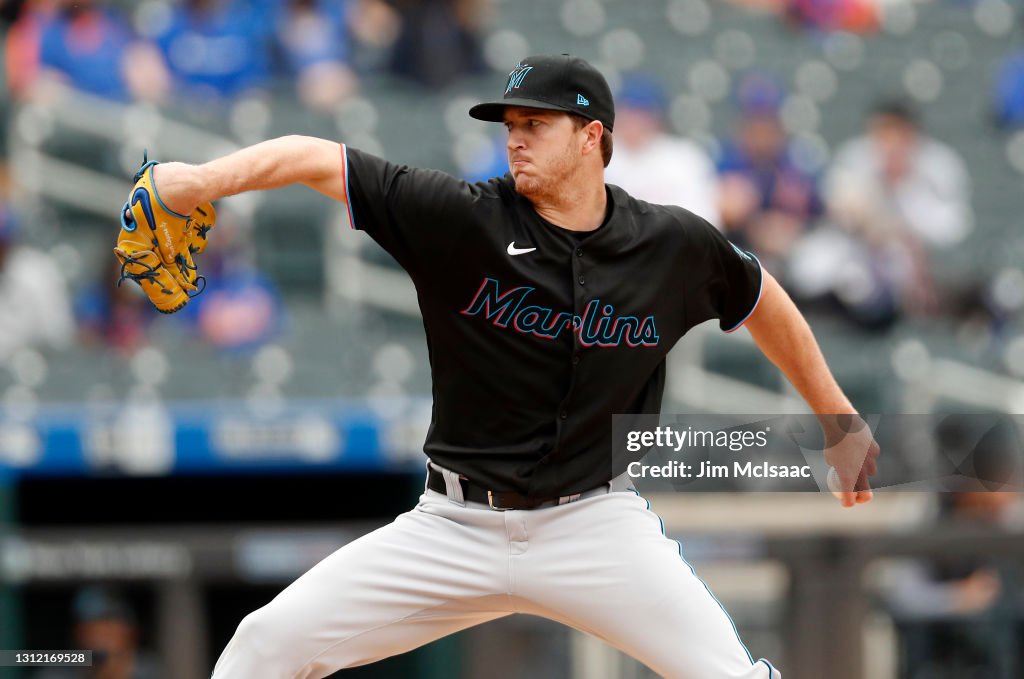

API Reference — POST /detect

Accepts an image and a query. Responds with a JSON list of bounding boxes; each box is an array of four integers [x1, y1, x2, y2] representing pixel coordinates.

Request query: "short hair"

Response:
[[871, 99, 919, 127], [72, 586, 137, 627], [569, 114, 613, 167]]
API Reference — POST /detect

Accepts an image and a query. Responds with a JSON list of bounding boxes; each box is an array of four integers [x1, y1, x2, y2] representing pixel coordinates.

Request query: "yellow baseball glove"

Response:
[[114, 155, 215, 313]]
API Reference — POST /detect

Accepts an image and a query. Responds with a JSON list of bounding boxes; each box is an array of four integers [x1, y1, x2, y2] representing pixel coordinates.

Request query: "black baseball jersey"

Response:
[[341, 146, 763, 498]]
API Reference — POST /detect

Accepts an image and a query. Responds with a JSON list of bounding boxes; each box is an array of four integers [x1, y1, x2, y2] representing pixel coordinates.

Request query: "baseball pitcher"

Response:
[[116, 55, 879, 678]]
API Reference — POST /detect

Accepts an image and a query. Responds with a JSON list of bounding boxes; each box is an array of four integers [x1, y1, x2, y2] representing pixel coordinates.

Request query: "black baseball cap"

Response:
[[469, 55, 615, 131]]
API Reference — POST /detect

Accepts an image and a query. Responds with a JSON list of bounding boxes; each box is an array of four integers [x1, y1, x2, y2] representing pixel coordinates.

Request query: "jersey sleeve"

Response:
[[684, 216, 763, 333], [341, 145, 479, 273]]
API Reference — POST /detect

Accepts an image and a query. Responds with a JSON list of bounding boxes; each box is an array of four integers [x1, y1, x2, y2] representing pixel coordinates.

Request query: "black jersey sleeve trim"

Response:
[[723, 252, 764, 334], [341, 143, 357, 231]]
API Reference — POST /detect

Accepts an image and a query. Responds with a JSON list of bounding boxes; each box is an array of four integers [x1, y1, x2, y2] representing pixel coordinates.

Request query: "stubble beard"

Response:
[[512, 141, 580, 206]]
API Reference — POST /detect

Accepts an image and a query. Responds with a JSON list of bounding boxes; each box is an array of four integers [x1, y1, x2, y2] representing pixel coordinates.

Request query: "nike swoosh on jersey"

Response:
[[507, 242, 537, 256]]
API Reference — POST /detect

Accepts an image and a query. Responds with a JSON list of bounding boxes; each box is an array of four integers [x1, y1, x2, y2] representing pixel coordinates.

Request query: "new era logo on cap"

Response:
[[468, 54, 615, 131]]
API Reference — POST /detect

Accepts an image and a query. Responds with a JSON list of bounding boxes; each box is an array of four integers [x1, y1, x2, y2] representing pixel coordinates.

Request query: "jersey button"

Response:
[[576, 248, 583, 257], [572, 355, 580, 365], [577, 275, 585, 286], [560, 410, 568, 419]]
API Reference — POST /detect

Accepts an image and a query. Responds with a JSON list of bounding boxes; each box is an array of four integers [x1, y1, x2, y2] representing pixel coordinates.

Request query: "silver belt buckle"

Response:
[[487, 491, 510, 511]]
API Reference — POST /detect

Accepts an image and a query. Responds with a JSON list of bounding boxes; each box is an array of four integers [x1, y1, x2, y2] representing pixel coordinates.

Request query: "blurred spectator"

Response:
[[9, 0, 168, 103], [76, 258, 154, 357], [385, 0, 487, 88], [191, 265, 284, 354], [783, 0, 878, 33], [827, 101, 972, 248], [723, 0, 878, 33], [462, 134, 509, 183], [0, 200, 74, 360], [151, 0, 273, 101], [788, 101, 972, 329], [992, 47, 1024, 129], [4, 0, 55, 98], [34, 586, 158, 679], [180, 211, 284, 354], [0, 0, 28, 25], [347, 0, 400, 52], [883, 491, 1023, 679], [717, 77, 822, 275], [605, 74, 719, 225], [274, 0, 358, 112]]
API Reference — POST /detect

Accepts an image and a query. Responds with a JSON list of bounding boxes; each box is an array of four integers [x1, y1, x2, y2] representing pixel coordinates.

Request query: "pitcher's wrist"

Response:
[[151, 162, 203, 215]]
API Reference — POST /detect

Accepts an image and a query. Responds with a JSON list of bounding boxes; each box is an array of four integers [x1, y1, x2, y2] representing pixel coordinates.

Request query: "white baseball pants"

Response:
[[211, 482, 780, 679]]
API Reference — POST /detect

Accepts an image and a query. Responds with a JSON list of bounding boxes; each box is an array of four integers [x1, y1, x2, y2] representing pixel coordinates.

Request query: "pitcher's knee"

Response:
[[227, 606, 292, 661], [213, 605, 316, 678]]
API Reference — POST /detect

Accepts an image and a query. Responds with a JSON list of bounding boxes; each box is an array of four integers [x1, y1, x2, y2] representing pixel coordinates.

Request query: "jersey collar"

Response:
[[503, 177, 638, 255]]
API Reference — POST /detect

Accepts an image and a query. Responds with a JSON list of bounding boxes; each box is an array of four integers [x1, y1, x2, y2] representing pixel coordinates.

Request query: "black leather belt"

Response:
[[427, 468, 591, 510]]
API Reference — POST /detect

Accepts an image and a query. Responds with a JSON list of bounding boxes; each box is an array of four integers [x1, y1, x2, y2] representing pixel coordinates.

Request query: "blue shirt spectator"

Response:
[[716, 109, 822, 273], [37, 1, 136, 100], [76, 259, 155, 357], [273, 0, 358, 111], [187, 265, 285, 354], [463, 135, 509, 183], [154, 0, 273, 100], [275, 0, 350, 73], [717, 118, 822, 225], [993, 50, 1024, 128]]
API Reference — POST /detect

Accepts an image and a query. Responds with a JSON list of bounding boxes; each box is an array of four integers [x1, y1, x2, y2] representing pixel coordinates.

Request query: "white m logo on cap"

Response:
[[506, 64, 534, 94]]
